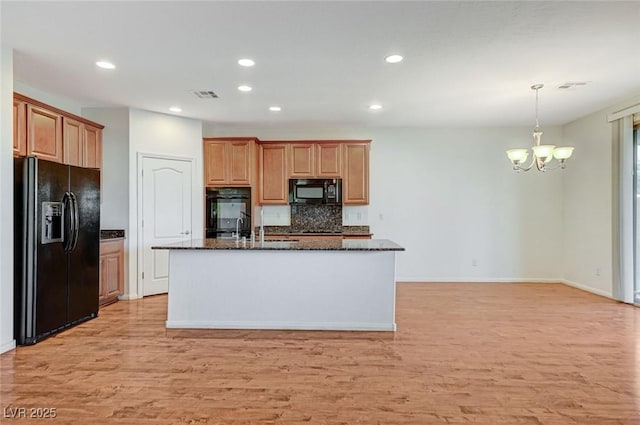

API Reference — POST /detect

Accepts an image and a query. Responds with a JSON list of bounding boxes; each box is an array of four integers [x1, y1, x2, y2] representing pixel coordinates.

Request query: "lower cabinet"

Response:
[[99, 239, 124, 307]]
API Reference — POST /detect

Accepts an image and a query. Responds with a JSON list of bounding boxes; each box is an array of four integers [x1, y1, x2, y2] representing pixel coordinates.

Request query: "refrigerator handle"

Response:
[[69, 191, 80, 252], [62, 192, 74, 252]]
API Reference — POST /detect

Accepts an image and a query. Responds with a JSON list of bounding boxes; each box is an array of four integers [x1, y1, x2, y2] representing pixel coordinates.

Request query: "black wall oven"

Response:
[[206, 187, 251, 238]]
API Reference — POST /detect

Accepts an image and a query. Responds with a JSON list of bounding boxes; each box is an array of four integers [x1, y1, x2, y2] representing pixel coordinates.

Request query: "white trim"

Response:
[[397, 278, 561, 283], [0, 340, 16, 354], [166, 320, 396, 332], [560, 279, 613, 299], [136, 152, 196, 298], [118, 294, 141, 301], [607, 103, 640, 122]]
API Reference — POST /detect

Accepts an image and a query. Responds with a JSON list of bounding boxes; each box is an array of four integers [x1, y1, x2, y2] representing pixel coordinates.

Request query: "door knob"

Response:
[[180, 230, 191, 235]]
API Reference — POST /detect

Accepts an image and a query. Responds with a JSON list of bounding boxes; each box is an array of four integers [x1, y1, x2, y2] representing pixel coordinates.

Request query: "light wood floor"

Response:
[[1, 283, 639, 424]]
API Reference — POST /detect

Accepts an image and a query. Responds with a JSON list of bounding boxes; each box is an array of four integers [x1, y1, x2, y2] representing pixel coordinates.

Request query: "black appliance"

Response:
[[206, 187, 251, 238], [14, 157, 100, 345], [289, 178, 342, 205]]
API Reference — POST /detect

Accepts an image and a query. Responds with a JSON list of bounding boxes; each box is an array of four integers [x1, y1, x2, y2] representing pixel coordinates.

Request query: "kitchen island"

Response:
[[152, 238, 404, 332]]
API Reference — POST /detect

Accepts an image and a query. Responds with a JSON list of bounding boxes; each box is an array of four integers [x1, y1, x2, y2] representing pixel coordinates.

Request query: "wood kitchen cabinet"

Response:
[[63, 117, 83, 166], [316, 143, 342, 177], [204, 138, 255, 186], [13, 99, 26, 157], [82, 124, 102, 168], [289, 143, 315, 177], [99, 239, 124, 307], [14, 93, 104, 168], [63, 118, 102, 168], [289, 142, 342, 178], [343, 142, 370, 205], [258, 143, 288, 204], [27, 104, 63, 163]]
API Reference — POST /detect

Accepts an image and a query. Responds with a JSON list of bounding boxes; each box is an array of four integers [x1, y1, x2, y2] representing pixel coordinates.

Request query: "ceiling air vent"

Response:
[[558, 81, 590, 89], [192, 90, 219, 99]]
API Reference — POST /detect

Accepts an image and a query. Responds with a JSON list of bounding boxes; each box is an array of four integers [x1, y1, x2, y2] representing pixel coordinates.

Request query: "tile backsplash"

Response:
[[291, 204, 342, 232]]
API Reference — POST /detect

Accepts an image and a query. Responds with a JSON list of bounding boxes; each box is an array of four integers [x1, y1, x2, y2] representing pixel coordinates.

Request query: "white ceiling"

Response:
[[2, 1, 640, 127]]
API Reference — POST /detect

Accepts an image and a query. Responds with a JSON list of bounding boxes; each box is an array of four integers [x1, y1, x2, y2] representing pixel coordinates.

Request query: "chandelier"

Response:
[[506, 84, 574, 172]]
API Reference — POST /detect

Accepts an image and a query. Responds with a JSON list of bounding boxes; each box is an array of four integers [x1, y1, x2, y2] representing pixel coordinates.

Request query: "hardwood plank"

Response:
[[1, 283, 639, 424]]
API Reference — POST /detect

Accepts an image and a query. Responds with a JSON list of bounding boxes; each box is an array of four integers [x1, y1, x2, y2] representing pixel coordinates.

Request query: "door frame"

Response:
[[136, 152, 196, 298]]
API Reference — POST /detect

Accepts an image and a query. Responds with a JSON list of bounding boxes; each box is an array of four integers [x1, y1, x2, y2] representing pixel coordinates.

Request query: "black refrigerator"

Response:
[[14, 156, 100, 345]]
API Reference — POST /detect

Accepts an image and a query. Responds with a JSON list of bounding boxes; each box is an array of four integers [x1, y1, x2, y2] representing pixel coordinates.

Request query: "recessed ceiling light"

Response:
[[385, 54, 403, 64], [96, 61, 116, 69], [269, 106, 281, 112], [169, 106, 182, 113], [369, 104, 383, 110], [238, 85, 252, 92], [238, 58, 255, 67]]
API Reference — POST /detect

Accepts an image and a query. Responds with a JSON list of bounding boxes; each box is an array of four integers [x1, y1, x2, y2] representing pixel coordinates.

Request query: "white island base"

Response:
[[165, 245, 400, 332]]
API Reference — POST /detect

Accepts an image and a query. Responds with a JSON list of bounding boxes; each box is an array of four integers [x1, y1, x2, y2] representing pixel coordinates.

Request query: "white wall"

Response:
[[128, 109, 203, 298], [562, 94, 640, 298], [204, 124, 565, 282], [81, 107, 130, 230], [0, 47, 16, 353], [14, 81, 82, 115], [81, 107, 131, 297]]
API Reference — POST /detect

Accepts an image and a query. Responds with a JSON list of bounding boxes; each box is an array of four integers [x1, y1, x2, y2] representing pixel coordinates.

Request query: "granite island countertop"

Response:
[[152, 238, 404, 251]]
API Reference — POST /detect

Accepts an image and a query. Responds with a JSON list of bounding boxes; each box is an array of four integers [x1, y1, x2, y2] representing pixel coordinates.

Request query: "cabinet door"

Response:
[[228, 140, 253, 185], [204, 141, 227, 186], [100, 254, 121, 303], [289, 143, 315, 177], [63, 118, 83, 166], [259, 144, 288, 204], [13, 100, 26, 157], [99, 240, 124, 307], [316, 143, 342, 177], [27, 105, 63, 162], [343, 143, 370, 205], [82, 125, 102, 168]]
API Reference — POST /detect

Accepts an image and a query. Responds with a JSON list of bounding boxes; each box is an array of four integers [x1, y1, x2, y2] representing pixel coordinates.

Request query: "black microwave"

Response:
[[289, 179, 342, 205]]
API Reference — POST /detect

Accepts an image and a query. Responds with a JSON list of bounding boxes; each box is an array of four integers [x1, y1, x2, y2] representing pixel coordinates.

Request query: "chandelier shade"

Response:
[[506, 84, 575, 172]]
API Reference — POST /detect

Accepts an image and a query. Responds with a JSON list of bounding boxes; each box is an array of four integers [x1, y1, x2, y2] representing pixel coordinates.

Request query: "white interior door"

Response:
[[141, 156, 192, 296]]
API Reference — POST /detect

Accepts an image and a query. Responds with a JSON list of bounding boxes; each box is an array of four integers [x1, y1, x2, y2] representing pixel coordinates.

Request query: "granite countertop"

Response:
[[100, 229, 125, 240], [152, 238, 404, 251]]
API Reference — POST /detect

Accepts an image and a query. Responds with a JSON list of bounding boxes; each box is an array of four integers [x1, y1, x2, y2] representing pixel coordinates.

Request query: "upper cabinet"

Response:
[[258, 143, 288, 204], [63, 117, 83, 166], [316, 143, 342, 177], [204, 138, 255, 187], [289, 143, 315, 177], [342, 142, 370, 205], [258, 139, 370, 205], [27, 104, 63, 163], [13, 99, 26, 157], [288, 142, 342, 178], [82, 124, 102, 168], [14, 93, 104, 168]]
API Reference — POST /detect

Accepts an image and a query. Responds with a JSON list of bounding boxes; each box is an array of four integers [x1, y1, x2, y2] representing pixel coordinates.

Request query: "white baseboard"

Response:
[[560, 279, 613, 299], [0, 340, 16, 354], [166, 320, 396, 332], [397, 278, 562, 283], [396, 278, 616, 300], [118, 293, 141, 301]]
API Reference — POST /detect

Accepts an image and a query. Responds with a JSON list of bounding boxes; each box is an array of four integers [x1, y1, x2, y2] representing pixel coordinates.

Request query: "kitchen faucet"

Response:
[[235, 216, 244, 241]]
